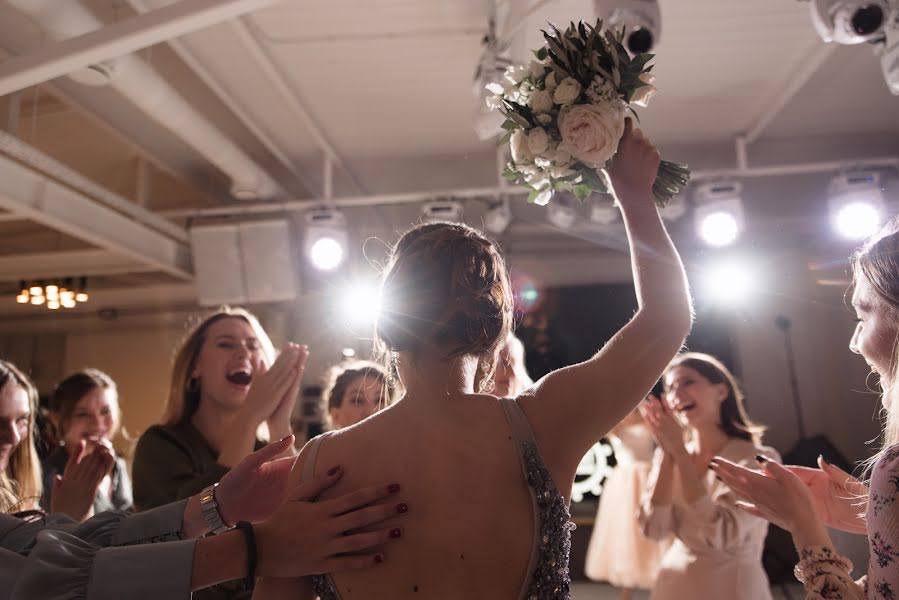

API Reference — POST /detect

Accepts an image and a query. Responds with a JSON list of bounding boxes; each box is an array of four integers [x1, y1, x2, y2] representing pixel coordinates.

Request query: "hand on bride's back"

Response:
[[608, 117, 660, 202], [256, 465, 409, 577]]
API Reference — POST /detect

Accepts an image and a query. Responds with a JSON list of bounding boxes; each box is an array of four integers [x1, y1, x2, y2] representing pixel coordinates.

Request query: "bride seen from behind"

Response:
[[255, 119, 693, 599]]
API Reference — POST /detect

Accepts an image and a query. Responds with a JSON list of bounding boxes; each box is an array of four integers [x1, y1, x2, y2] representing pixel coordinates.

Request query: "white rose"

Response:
[[528, 89, 554, 114], [558, 103, 626, 167], [631, 73, 657, 108], [510, 130, 532, 164], [553, 77, 582, 105], [544, 72, 559, 92], [527, 128, 550, 155]]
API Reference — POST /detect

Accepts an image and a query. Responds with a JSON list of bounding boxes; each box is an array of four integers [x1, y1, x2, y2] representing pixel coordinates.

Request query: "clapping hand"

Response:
[[50, 438, 114, 522], [640, 394, 687, 458], [783, 456, 868, 534]]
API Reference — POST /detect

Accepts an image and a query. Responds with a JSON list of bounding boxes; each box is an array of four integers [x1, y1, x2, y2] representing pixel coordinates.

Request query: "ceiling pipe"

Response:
[[157, 155, 899, 220], [6, 0, 283, 200]]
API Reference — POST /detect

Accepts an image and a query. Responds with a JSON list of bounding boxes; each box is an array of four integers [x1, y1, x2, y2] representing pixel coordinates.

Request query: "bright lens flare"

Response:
[[339, 282, 382, 329], [309, 237, 345, 271], [833, 202, 881, 240], [699, 212, 740, 247], [701, 259, 760, 305]]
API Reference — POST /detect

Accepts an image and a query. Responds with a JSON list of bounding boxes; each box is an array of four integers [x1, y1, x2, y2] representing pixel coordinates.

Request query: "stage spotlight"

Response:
[[828, 171, 884, 240], [596, 0, 662, 55], [422, 199, 464, 223], [305, 208, 348, 271], [693, 182, 744, 247], [701, 257, 760, 306], [484, 198, 512, 234]]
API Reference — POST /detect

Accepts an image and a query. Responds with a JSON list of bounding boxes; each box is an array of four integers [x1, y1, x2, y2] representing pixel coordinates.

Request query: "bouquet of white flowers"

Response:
[[487, 20, 689, 207]]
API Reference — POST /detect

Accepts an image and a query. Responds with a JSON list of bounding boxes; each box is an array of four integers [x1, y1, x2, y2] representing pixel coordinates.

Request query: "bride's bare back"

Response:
[[296, 395, 538, 599]]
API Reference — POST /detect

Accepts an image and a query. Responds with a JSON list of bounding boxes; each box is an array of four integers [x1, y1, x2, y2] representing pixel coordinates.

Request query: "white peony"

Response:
[[528, 89, 554, 114], [544, 71, 559, 92], [553, 77, 582, 106], [510, 130, 532, 164], [527, 127, 550, 155], [558, 103, 626, 167], [631, 73, 657, 108]]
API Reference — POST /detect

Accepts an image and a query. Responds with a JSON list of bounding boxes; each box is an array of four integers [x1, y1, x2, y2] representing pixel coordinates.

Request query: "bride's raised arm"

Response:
[[520, 118, 693, 489]]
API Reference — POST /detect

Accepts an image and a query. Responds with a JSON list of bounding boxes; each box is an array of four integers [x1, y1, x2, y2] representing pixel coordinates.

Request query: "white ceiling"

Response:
[[0, 0, 896, 319]]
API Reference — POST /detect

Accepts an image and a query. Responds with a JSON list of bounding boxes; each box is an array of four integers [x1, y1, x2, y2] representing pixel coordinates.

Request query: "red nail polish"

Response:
[[327, 466, 341, 476], [387, 483, 400, 494], [374, 554, 384, 564], [390, 528, 402, 538], [396, 502, 408, 514]]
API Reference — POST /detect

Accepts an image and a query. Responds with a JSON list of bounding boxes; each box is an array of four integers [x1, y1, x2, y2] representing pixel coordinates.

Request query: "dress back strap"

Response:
[[498, 397, 541, 600], [300, 431, 334, 483], [499, 397, 538, 447]]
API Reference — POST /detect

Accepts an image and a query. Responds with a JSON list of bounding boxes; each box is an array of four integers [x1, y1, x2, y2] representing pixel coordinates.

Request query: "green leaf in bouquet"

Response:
[[573, 184, 593, 202], [508, 111, 531, 128], [578, 21, 588, 40], [502, 166, 521, 182], [629, 53, 654, 72], [499, 130, 513, 144], [544, 36, 572, 69], [579, 167, 609, 193], [527, 187, 552, 205], [534, 47, 549, 60], [501, 119, 518, 131], [626, 106, 642, 124]]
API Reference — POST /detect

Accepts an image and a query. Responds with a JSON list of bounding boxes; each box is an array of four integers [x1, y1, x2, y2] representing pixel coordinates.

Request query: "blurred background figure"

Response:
[[322, 361, 394, 430], [40, 369, 132, 519], [585, 408, 669, 600]]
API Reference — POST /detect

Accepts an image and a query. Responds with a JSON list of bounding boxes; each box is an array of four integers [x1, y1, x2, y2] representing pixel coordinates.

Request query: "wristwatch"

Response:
[[199, 483, 231, 535]]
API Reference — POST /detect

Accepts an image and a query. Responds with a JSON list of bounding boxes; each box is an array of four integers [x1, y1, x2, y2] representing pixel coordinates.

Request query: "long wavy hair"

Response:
[[162, 307, 275, 426], [0, 360, 41, 513], [851, 217, 899, 472]]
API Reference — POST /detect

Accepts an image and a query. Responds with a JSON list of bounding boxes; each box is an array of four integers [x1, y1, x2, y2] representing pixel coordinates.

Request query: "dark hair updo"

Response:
[[375, 222, 513, 385]]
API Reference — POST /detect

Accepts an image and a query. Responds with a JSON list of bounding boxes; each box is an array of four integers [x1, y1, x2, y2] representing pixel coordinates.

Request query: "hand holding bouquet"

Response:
[[487, 20, 689, 207]]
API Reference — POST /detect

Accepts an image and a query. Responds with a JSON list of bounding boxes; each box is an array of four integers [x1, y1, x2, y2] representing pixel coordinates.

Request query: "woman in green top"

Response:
[[133, 307, 305, 511]]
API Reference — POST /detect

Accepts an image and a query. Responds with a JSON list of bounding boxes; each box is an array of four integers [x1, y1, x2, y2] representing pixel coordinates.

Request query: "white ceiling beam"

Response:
[[0, 0, 286, 96], [0, 250, 156, 282], [0, 154, 193, 280], [742, 41, 839, 145]]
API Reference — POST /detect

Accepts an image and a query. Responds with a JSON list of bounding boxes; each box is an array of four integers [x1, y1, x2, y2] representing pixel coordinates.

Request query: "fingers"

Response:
[[819, 456, 855, 487], [622, 116, 633, 138], [247, 436, 296, 469], [290, 466, 343, 502], [66, 439, 87, 471], [331, 500, 403, 534], [328, 527, 400, 556], [323, 552, 386, 573], [325, 483, 403, 517]]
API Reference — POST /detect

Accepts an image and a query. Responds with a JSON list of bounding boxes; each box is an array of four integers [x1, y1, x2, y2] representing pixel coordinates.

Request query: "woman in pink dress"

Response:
[[639, 352, 779, 600], [712, 218, 899, 599]]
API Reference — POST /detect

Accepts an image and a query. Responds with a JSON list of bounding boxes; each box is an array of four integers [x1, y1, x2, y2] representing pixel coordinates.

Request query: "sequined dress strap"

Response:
[[299, 432, 342, 600], [499, 398, 573, 600]]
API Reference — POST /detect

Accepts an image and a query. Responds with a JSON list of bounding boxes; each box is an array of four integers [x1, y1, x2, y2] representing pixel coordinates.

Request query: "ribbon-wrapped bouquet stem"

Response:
[[487, 20, 690, 207]]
